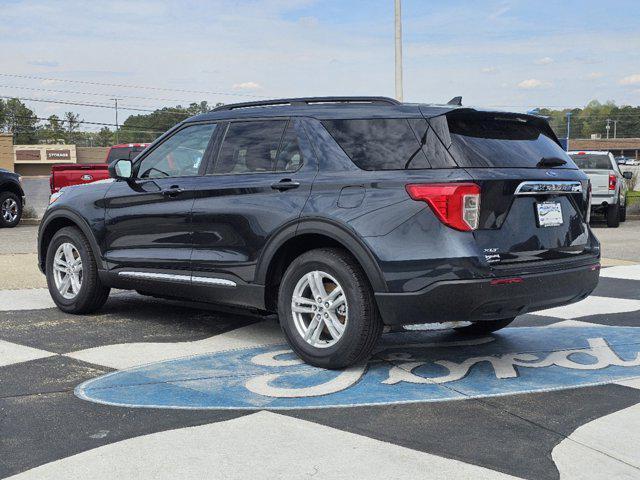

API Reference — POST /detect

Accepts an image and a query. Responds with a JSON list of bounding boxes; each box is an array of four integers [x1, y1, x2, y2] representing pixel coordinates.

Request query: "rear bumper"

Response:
[[375, 263, 600, 325]]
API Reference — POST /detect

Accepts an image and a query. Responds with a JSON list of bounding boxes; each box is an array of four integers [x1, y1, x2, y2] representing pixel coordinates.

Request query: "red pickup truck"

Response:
[[50, 143, 149, 194]]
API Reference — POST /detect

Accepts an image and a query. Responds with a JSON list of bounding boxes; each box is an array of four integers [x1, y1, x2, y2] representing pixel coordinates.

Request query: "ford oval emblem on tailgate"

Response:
[[81, 174, 94, 181], [546, 170, 559, 177]]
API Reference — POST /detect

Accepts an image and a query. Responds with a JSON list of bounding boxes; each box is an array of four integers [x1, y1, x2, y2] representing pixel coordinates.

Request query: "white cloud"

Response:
[[488, 4, 511, 20], [535, 57, 554, 65], [619, 74, 640, 85], [517, 79, 551, 89], [481, 67, 498, 74], [28, 59, 59, 67], [232, 81, 263, 91], [586, 72, 604, 80]]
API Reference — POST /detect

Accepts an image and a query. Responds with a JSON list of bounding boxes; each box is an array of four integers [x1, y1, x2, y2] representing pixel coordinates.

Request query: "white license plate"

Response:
[[536, 201, 563, 227]]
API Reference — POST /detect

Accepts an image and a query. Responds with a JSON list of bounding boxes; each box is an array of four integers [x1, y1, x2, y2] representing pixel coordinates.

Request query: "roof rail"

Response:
[[212, 96, 401, 112]]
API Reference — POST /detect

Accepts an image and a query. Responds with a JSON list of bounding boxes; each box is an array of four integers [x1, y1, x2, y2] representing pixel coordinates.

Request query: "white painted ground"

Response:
[[600, 264, 640, 281], [553, 404, 640, 478], [65, 321, 286, 369], [6, 411, 522, 480], [0, 288, 55, 311], [0, 340, 56, 367], [531, 296, 640, 319]]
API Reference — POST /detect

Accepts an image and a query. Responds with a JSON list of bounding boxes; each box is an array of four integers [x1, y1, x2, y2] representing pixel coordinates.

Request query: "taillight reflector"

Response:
[[608, 173, 617, 191], [490, 277, 523, 286], [406, 183, 481, 231]]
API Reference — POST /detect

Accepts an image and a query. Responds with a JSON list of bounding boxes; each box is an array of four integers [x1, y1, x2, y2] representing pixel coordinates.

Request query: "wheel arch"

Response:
[[257, 219, 387, 312], [38, 208, 104, 273], [0, 181, 24, 201]]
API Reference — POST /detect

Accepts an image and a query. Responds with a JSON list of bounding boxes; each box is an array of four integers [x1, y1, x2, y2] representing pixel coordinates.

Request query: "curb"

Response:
[[20, 218, 41, 226]]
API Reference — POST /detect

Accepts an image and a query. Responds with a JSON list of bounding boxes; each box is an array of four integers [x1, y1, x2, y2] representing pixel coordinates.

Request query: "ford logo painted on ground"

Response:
[[76, 326, 640, 410]]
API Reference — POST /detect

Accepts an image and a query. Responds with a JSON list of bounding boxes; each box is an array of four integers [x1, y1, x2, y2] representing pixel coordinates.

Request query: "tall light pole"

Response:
[[606, 118, 611, 139], [111, 98, 120, 144], [566, 112, 572, 151], [395, 0, 404, 102], [613, 119, 618, 139]]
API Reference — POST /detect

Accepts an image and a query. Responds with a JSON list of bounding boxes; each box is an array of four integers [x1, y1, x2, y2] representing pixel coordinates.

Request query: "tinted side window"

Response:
[[137, 124, 216, 178], [213, 120, 288, 174], [275, 122, 304, 172], [322, 119, 431, 170]]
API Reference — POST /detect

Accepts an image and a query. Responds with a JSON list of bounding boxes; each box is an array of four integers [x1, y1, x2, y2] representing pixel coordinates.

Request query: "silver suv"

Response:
[[569, 151, 633, 227]]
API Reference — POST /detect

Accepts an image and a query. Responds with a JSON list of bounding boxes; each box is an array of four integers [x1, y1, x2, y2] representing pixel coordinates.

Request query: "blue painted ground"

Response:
[[76, 326, 640, 410]]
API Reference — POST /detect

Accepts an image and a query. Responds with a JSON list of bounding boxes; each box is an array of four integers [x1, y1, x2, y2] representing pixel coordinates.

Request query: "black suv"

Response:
[[0, 168, 25, 228], [38, 97, 600, 368]]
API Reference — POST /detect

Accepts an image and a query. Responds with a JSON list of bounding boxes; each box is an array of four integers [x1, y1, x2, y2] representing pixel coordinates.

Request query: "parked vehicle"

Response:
[[0, 168, 25, 228], [38, 97, 600, 368], [568, 151, 632, 227], [50, 143, 149, 194]]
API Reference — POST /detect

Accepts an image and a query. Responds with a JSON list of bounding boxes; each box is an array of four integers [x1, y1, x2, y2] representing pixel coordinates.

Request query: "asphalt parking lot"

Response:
[[1, 222, 640, 479]]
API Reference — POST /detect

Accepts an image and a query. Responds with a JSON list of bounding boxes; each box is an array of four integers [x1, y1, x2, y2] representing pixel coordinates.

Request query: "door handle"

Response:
[[162, 186, 183, 197], [271, 179, 301, 191]]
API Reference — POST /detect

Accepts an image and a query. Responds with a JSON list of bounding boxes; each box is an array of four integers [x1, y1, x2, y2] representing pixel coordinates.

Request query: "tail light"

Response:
[[406, 183, 481, 231], [609, 173, 617, 191]]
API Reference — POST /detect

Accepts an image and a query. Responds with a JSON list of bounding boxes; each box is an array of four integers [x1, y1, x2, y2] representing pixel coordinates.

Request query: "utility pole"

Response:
[[606, 118, 611, 139], [394, 0, 403, 102], [613, 119, 618, 139], [111, 98, 120, 144], [566, 112, 572, 151]]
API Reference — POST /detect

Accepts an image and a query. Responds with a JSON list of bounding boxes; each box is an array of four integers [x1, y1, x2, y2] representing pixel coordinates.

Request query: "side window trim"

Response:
[[133, 121, 219, 179]]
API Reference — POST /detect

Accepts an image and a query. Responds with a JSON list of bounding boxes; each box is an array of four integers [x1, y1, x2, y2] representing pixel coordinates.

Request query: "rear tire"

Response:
[[46, 226, 110, 314], [0, 192, 22, 228], [607, 202, 620, 228], [454, 317, 515, 335], [278, 248, 383, 369]]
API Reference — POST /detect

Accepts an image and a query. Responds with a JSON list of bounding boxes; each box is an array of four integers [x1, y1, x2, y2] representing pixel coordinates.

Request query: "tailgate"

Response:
[[51, 164, 110, 193], [584, 171, 611, 196], [425, 109, 598, 267]]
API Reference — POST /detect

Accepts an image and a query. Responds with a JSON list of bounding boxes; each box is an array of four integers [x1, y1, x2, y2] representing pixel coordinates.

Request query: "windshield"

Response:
[[445, 112, 576, 169], [107, 146, 146, 164], [569, 154, 612, 170]]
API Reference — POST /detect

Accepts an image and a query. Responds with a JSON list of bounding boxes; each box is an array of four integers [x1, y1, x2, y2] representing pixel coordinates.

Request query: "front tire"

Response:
[[620, 202, 627, 222], [278, 248, 383, 369], [46, 226, 110, 314], [0, 192, 22, 228], [454, 317, 515, 335], [607, 202, 620, 228]]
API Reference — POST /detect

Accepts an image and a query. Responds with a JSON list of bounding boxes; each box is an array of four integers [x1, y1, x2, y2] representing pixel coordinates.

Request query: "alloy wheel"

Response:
[[52, 242, 83, 299], [1, 198, 18, 223], [291, 270, 348, 348]]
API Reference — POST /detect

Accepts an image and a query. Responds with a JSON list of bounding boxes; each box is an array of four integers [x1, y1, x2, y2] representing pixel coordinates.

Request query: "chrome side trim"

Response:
[[191, 276, 237, 287], [117, 271, 237, 287], [118, 271, 191, 282], [514, 181, 582, 195]]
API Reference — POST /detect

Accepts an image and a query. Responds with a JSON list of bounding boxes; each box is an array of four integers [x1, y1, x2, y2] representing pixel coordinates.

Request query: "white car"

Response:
[[569, 151, 633, 227]]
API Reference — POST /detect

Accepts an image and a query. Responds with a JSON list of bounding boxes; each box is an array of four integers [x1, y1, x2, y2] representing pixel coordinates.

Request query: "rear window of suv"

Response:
[[446, 112, 575, 169], [322, 118, 453, 170], [569, 154, 612, 170]]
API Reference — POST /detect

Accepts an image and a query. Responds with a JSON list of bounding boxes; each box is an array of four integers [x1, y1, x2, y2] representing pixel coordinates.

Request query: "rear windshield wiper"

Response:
[[537, 157, 567, 168]]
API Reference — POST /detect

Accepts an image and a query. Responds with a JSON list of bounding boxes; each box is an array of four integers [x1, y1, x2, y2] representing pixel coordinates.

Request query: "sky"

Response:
[[1, 0, 639, 128]]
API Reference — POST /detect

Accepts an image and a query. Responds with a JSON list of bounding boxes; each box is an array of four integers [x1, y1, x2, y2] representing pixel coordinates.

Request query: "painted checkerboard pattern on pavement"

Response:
[[1, 265, 640, 479]]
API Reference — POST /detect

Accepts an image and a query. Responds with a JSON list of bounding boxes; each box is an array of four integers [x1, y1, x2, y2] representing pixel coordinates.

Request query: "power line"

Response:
[[8, 113, 167, 133], [0, 72, 265, 98], [0, 95, 196, 116], [0, 83, 202, 103]]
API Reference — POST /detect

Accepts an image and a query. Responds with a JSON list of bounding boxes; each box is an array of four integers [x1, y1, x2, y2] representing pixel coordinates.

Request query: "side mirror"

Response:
[[623, 171, 633, 180], [109, 159, 134, 180]]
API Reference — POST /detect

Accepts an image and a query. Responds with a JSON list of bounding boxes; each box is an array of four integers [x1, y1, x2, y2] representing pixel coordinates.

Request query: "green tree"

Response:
[[0, 98, 39, 144]]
